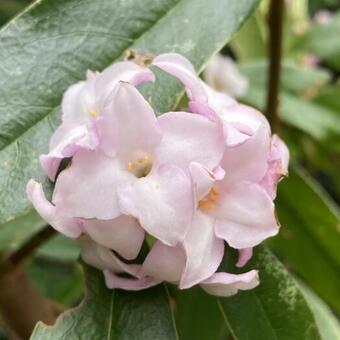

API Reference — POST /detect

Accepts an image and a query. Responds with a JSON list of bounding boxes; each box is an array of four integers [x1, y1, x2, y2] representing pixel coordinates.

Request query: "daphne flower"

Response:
[[27, 52, 288, 297], [41, 62, 155, 181], [27, 80, 224, 251], [204, 53, 248, 98]]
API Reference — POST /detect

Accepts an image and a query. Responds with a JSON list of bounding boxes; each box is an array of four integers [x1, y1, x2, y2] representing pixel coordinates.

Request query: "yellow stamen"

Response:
[[127, 155, 152, 178], [89, 109, 98, 118], [199, 186, 220, 212]]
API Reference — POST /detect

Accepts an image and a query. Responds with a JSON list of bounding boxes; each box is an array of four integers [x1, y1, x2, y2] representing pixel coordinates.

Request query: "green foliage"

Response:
[[26, 258, 84, 306], [295, 11, 340, 70], [0, 0, 259, 228], [218, 247, 322, 340], [0, 0, 339, 339], [298, 280, 340, 340], [273, 165, 340, 312], [31, 265, 178, 340], [175, 287, 228, 340], [240, 61, 340, 150]]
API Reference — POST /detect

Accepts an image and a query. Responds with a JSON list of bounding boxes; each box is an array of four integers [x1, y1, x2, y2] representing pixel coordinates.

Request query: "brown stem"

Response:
[[266, 0, 284, 133], [0, 227, 62, 338], [0, 266, 63, 339], [0, 226, 56, 275]]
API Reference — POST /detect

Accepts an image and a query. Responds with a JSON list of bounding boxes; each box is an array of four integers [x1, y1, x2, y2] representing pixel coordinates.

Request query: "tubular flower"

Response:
[[27, 52, 288, 297]]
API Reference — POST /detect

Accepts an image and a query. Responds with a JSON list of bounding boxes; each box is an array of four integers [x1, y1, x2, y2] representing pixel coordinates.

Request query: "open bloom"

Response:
[[27, 71, 224, 262], [41, 62, 155, 181], [204, 53, 248, 98], [27, 52, 288, 297]]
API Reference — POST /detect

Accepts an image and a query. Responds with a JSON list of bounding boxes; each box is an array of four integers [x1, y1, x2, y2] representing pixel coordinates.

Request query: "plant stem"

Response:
[[266, 0, 284, 133], [0, 266, 63, 339], [0, 226, 56, 275]]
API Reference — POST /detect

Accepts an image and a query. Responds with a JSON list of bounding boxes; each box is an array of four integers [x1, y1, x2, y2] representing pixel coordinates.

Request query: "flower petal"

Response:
[[26, 179, 81, 237], [236, 248, 253, 268], [53, 149, 134, 220], [220, 106, 271, 186], [40, 123, 95, 181], [189, 162, 215, 201], [96, 61, 155, 103], [203, 53, 248, 98], [220, 103, 270, 148], [155, 111, 224, 172], [180, 211, 225, 289], [141, 241, 185, 283], [61, 81, 90, 125], [152, 53, 207, 102], [118, 164, 194, 246], [81, 215, 144, 260], [260, 134, 289, 199], [214, 181, 279, 249], [80, 236, 140, 276], [200, 270, 259, 297], [98, 81, 162, 160], [104, 270, 161, 290]]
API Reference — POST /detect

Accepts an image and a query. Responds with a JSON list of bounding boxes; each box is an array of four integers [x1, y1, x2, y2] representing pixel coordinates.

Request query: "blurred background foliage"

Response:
[[0, 0, 339, 338]]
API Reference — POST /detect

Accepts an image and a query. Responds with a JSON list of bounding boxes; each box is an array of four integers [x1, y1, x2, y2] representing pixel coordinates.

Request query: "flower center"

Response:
[[88, 109, 98, 118], [199, 187, 219, 212], [127, 155, 152, 178]]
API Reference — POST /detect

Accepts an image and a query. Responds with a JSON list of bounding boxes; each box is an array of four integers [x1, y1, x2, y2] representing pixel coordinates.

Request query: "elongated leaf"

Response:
[[0, 0, 259, 226], [297, 280, 340, 340], [175, 287, 228, 340], [31, 265, 178, 340], [272, 165, 340, 312], [218, 247, 322, 340]]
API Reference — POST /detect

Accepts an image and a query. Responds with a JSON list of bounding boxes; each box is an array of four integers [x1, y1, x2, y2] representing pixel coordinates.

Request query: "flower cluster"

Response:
[[27, 53, 289, 296]]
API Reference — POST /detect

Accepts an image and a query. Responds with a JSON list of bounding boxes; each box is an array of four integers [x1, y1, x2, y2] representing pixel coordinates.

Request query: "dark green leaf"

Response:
[[175, 286, 228, 340], [36, 234, 80, 261], [31, 265, 178, 340], [0, 0, 259, 226], [219, 247, 322, 340], [272, 165, 340, 312], [26, 257, 84, 306]]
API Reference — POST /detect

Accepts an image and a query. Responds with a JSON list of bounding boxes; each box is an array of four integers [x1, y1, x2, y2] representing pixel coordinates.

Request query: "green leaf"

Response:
[[31, 265, 178, 340], [218, 247, 322, 340], [297, 280, 340, 340], [0, 210, 45, 251], [230, 14, 266, 61], [175, 286, 228, 340], [272, 165, 340, 312], [0, 0, 259, 226], [26, 258, 84, 306], [36, 234, 80, 261], [312, 84, 340, 112], [239, 60, 331, 95], [294, 11, 340, 70], [239, 63, 340, 150]]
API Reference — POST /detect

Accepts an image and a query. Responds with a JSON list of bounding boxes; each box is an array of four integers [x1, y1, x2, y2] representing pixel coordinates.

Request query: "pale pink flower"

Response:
[[27, 77, 224, 258], [41, 62, 155, 181], [204, 53, 248, 98], [27, 52, 288, 297]]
